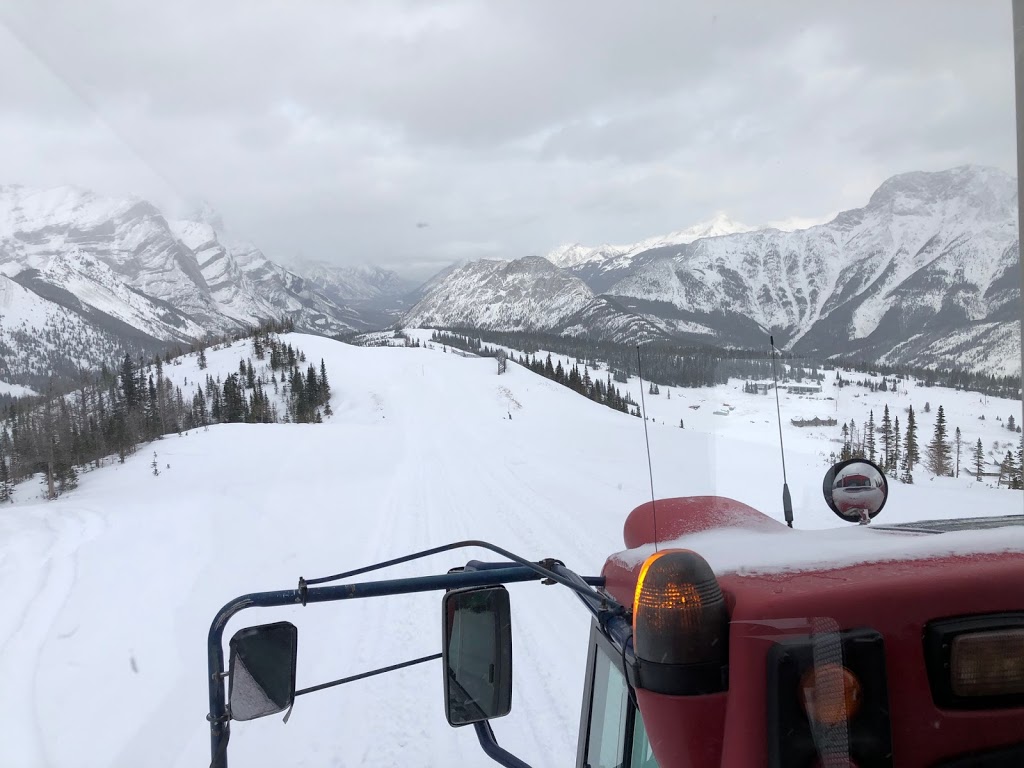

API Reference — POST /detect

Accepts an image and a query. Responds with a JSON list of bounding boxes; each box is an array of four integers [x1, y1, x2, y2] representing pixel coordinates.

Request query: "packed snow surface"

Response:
[[1, 334, 1022, 768]]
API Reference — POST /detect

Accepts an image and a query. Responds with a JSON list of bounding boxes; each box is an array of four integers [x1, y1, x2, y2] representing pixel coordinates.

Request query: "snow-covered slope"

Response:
[[16, 249, 206, 341], [0, 273, 157, 385], [170, 219, 363, 336], [403, 256, 595, 331], [0, 184, 222, 324], [0, 185, 384, 385], [604, 166, 1020, 370], [2, 336, 1021, 768]]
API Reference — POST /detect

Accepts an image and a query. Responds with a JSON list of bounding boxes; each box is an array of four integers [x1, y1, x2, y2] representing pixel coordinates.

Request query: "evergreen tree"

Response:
[[120, 354, 139, 409], [973, 438, 985, 482], [891, 416, 901, 479], [865, 411, 876, 463], [319, 359, 330, 402], [999, 450, 1016, 488], [306, 364, 320, 408], [927, 405, 951, 476], [1017, 435, 1024, 490], [954, 427, 962, 478], [881, 405, 892, 469], [904, 406, 919, 472], [841, 422, 852, 461], [0, 454, 10, 503]]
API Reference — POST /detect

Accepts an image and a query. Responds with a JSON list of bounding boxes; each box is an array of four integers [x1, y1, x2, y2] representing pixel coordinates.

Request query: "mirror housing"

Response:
[[823, 458, 888, 524], [442, 585, 513, 727], [228, 621, 298, 721]]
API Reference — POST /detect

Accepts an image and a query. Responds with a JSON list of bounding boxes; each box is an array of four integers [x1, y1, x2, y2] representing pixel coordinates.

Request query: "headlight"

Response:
[[924, 613, 1024, 709], [950, 629, 1024, 698]]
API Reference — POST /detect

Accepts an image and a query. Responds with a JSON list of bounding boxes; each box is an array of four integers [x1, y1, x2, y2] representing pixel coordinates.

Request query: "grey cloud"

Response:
[[0, 0, 1015, 275]]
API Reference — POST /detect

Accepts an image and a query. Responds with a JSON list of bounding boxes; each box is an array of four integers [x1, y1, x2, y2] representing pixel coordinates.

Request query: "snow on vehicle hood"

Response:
[[612, 516, 1024, 576]]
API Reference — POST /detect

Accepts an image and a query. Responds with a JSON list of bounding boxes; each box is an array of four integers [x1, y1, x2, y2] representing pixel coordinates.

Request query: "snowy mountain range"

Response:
[[546, 211, 757, 290], [403, 166, 1022, 375], [0, 185, 408, 387], [1, 165, 1018, 389]]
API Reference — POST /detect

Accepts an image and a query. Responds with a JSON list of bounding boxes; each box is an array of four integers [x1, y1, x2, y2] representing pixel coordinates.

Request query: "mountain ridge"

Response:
[[404, 165, 1021, 375], [0, 185, 410, 386]]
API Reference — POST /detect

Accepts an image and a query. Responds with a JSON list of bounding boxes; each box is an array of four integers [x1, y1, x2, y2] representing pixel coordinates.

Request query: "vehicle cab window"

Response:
[[580, 628, 658, 768]]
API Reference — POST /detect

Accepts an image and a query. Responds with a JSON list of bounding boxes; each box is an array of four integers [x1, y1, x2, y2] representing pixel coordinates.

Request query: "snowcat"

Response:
[[205, 457, 1024, 768]]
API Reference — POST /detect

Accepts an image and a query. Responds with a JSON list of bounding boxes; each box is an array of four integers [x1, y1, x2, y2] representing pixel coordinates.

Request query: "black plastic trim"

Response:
[[933, 742, 1024, 767], [632, 657, 728, 695]]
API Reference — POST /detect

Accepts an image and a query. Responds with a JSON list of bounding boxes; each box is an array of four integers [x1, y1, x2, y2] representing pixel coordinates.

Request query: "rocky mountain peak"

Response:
[[866, 165, 1016, 220]]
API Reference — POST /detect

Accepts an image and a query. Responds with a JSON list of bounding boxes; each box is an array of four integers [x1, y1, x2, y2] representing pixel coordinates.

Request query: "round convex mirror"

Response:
[[822, 458, 888, 523]]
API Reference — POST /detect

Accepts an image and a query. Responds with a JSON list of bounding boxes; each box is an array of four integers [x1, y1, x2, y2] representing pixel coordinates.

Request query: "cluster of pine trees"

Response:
[[836, 358, 1020, 400], [427, 329, 822, 389], [351, 330, 423, 348], [834, 403, 1023, 489], [0, 321, 332, 502], [512, 351, 641, 416], [427, 328, 1019, 401], [834, 372, 904, 392]]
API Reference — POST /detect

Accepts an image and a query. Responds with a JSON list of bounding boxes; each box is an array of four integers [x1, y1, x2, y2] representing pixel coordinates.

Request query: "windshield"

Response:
[[0, 3, 1019, 768]]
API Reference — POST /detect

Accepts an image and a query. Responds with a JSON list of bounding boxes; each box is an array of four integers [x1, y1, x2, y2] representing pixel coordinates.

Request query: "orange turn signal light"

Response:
[[799, 663, 862, 726]]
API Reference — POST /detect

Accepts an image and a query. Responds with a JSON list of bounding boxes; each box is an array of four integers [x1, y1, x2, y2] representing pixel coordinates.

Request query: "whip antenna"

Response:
[[636, 345, 659, 550], [770, 335, 795, 529]]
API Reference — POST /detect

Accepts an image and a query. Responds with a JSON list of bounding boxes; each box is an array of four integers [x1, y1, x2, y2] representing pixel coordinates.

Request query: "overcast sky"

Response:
[[0, 1, 1016, 278]]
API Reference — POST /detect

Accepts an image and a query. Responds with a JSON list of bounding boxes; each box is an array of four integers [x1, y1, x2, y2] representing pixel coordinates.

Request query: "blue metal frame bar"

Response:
[[301, 539, 604, 602], [474, 721, 533, 768], [207, 555, 611, 768]]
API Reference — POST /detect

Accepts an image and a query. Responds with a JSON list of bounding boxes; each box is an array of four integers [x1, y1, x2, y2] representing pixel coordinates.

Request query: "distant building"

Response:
[[786, 384, 822, 395], [790, 416, 838, 428]]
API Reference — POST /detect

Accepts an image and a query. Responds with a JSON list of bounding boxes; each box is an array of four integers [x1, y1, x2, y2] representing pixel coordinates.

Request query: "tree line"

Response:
[[0, 320, 332, 502], [833, 403, 1023, 489], [834, 357, 1020, 400], [427, 328, 816, 389], [512, 351, 641, 416], [423, 326, 1019, 401]]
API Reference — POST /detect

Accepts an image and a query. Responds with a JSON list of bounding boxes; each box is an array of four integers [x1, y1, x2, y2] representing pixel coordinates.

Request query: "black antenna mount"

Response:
[[770, 335, 795, 529], [636, 345, 659, 550]]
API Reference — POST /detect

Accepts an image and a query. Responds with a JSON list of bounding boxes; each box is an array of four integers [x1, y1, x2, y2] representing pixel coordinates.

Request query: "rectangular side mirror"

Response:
[[228, 621, 298, 721], [442, 585, 513, 727]]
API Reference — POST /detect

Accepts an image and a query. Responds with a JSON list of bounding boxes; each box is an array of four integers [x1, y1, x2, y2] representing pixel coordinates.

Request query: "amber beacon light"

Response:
[[631, 549, 729, 695]]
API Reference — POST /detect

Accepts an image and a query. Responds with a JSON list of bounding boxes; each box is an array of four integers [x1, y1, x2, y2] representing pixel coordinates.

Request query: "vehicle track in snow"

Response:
[[0, 506, 104, 767]]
